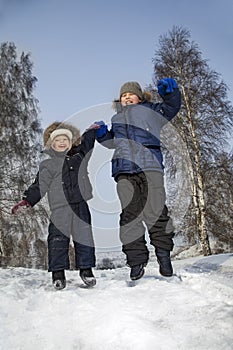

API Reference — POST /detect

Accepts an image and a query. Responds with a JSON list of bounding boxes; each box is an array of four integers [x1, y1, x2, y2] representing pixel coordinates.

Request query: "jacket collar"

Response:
[[42, 148, 68, 158]]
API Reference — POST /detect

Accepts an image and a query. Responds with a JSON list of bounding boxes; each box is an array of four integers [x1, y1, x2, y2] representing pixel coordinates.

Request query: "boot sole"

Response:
[[53, 279, 66, 290], [130, 268, 145, 281], [159, 266, 173, 277], [80, 276, 96, 287]]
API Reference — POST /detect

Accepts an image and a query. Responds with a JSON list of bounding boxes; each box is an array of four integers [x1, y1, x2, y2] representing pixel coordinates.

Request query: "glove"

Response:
[[12, 199, 31, 214], [157, 78, 178, 96], [94, 120, 108, 138]]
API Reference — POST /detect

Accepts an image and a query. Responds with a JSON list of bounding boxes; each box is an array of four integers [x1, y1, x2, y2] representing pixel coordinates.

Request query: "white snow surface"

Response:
[[0, 253, 233, 350]]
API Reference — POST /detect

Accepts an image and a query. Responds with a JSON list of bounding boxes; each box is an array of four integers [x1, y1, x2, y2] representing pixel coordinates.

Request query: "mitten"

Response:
[[157, 78, 178, 96], [94, 121, 108, 138], [12, 199, 31, 214]]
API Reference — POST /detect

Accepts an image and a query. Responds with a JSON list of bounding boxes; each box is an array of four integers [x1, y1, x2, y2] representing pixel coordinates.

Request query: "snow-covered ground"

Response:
[[0, 253, 232, 350]]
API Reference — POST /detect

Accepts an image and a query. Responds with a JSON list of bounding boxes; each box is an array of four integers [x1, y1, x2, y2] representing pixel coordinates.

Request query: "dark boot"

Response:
[[130, 264, 145, 281], [156, 248, 173, 277], [52, 270, 66, 290], [80, 268, 96, 287]]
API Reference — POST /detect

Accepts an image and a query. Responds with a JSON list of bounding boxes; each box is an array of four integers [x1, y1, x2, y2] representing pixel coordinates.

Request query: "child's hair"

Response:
[[43, 122, 81, 149], [112, 91, 153, 110]]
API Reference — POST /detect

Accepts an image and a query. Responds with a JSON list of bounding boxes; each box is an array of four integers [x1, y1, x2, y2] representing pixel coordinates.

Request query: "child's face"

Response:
[[51, 135, 71, 152], [120, 92, 141, 106]]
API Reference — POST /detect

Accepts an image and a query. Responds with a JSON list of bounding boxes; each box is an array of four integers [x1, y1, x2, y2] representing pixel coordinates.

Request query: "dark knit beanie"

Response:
[[119, 81, 143, 100]]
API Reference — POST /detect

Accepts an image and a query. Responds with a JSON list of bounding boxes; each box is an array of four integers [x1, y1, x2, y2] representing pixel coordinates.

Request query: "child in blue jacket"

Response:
[[92, 78, 181, 280]]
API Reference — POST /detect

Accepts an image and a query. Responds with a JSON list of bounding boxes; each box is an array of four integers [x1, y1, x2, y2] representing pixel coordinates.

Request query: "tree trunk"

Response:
[[0, 212, 5, 256], [196, 168, 211, 255], [182, 88, 212, 255]]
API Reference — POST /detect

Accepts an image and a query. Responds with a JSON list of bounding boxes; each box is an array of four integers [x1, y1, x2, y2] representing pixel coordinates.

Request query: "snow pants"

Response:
[[116, 171, 174, 267], [47, 201, 96, 272]]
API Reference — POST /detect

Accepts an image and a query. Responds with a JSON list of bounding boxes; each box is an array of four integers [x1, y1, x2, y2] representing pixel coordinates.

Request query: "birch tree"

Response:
[[151, 27, 233, 255], [204, 151, 233, 252]]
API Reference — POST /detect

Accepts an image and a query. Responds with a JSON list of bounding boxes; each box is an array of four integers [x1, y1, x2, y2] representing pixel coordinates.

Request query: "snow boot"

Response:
[[156, 248, 173, 277], [80, 268, 96, 287], [130, 263, 145, 281], [52, 270, 66, 290]]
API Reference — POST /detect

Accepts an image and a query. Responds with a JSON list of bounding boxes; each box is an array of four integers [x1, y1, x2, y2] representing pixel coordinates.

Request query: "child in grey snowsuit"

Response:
[[91, 78, 181, 281], [12, 122, 96, 290]]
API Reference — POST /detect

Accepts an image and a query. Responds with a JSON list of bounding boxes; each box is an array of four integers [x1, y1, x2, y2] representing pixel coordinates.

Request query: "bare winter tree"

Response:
[[203, 151, 233, 252], [151, 27, 233, 255], [0, 42, 48, 268]]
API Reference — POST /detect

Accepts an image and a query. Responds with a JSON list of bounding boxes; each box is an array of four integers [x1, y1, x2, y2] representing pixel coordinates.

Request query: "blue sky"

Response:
[[0, 0, 233, 128]]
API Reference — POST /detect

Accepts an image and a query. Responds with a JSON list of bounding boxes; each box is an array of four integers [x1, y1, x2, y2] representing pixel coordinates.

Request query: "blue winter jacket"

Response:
[[97, 89, 181, 180]]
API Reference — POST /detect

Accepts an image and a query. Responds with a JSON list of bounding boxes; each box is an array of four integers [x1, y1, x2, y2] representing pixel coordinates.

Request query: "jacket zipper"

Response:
[[124, 107, 136, 172]]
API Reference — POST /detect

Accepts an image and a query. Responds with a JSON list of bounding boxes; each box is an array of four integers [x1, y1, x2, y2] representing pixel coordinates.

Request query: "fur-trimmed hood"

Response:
[[43, 121, 81, 149], [112, 91, 154, 111]]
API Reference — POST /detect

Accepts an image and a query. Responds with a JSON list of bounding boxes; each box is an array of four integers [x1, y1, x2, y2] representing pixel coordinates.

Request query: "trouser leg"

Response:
[[149, 205, 174, 251], [71, 202, 96, 269], [47, 221, 70, 272], [142, 172, 174, 251], [117, 173, 149, 266]]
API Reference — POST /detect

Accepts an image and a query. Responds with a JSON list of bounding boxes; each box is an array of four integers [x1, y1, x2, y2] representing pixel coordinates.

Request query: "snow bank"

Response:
[[0, 253, 232, 350]]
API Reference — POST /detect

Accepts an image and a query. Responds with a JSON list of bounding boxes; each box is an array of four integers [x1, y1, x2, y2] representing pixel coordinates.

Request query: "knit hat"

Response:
[[120, 81, 143, 100], [50, 128, 73, 143]]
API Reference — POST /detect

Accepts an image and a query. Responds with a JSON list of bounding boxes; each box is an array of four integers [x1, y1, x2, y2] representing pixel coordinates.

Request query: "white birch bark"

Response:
[[182, 87, 211, 255]]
